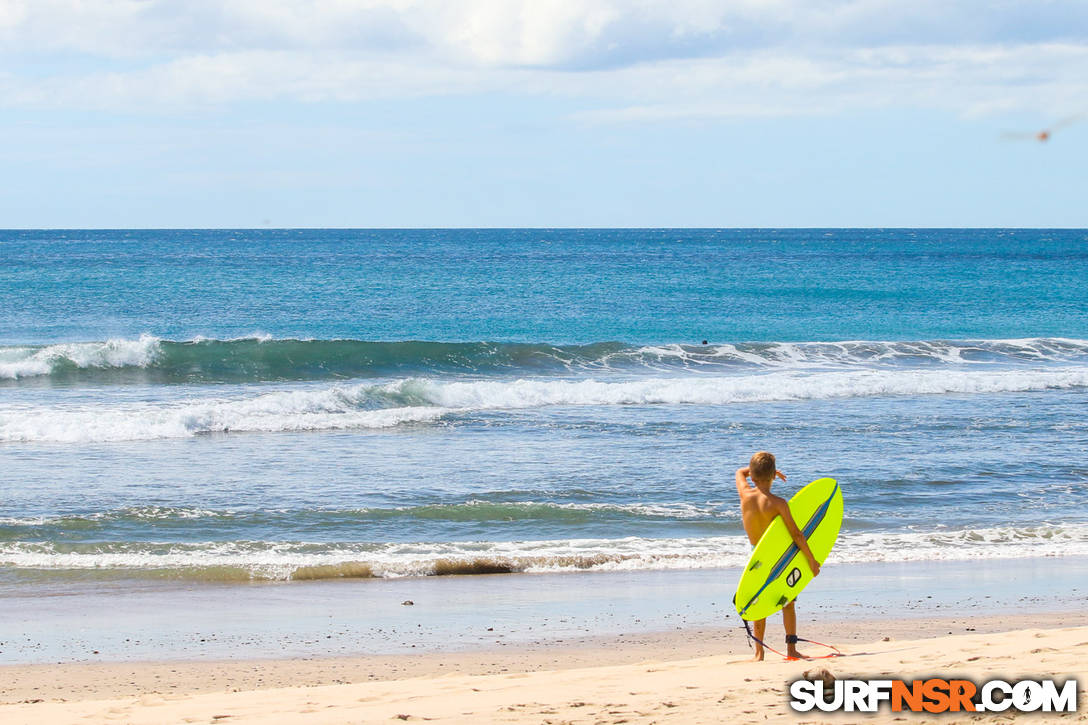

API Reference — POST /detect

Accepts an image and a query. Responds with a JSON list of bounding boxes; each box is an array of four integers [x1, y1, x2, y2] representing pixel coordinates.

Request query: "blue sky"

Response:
[[1, 1, 1086, 228]]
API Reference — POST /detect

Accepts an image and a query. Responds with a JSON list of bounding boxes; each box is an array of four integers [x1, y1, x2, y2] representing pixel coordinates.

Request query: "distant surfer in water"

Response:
[[735, 451, 820, 661]]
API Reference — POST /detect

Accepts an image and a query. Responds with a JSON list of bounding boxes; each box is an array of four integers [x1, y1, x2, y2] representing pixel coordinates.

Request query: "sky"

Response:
[[1, 0, 1086, 228]]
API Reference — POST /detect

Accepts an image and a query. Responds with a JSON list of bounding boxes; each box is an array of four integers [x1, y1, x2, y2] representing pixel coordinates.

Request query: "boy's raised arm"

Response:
[[775, 499, 821, 576], [735, 466, 750, 496]]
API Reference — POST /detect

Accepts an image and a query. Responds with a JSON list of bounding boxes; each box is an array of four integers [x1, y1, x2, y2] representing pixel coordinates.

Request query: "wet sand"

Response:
[[2, 621, 1086, 723], [1, 558, 1085, 722], [0, 610, 1082, 704], [3, 556, 1085, 664]]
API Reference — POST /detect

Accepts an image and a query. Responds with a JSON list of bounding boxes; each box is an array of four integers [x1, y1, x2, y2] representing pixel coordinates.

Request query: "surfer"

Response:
[[736, 451, 821, 661]]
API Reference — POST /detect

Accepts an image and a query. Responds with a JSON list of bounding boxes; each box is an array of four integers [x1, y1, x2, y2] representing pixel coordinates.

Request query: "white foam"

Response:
[[448, 500, 726, 520], [554, 501, 724, 519], [396, 367, 1088, 410], [0, 335, 162, 379], [627, 338, 1088, 369], [3, 364, 1088, 442], [1, 524, 1085, 579], [0, 380, 451, 442]]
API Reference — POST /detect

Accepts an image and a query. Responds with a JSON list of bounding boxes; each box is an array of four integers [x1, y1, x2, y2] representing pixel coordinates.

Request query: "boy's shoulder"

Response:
[[738, 486, 787, 509], [748, 488, 788, 510], [765, 490, 789, 510]]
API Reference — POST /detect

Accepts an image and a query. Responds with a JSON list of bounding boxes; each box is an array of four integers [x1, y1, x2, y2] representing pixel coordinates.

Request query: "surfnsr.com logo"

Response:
[[789, 677, 1078, 713]]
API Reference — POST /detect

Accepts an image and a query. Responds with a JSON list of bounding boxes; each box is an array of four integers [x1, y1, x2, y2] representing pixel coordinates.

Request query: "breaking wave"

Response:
[[4, 336, 1088, 384], [3, 365, 1088, 442], [1, 524, 1085, 582]]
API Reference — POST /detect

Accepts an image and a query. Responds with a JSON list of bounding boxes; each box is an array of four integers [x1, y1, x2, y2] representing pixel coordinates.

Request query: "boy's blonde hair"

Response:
[[749, 451, 776, 483]]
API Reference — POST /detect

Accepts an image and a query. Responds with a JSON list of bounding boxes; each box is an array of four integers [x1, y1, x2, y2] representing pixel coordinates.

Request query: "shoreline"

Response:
[[3, 555, 1086, 666], [2, 621, 1086, 724], [2, 609, 1083, 705]]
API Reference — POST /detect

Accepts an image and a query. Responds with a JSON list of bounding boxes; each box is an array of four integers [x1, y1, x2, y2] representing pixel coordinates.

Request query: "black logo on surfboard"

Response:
[[786, 567, 802, 587]]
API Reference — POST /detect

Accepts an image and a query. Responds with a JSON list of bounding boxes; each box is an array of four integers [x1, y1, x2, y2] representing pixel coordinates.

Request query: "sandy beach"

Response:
[[6, 0, 1088, 719], [3, 610, 1085, 724], [4, 234, 1087, 724]]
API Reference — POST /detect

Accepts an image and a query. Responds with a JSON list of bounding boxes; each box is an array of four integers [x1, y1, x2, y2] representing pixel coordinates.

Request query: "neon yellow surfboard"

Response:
[[734, 477, 843, 621]]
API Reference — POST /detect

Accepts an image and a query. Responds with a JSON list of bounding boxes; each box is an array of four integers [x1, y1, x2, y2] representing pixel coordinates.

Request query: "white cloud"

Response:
[[7, 0, 1084, 63], [570, 44, 1088, 123], [2, 1, 1086, 118]]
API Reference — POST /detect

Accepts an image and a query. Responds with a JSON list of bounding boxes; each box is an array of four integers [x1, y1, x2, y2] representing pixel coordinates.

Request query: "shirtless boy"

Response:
[[736, 451, 820, 661]]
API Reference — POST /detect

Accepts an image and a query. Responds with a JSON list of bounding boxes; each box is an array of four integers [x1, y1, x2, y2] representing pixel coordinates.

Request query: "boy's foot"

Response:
[[786, 648, 810, 661], [749, 649, 765, 662]]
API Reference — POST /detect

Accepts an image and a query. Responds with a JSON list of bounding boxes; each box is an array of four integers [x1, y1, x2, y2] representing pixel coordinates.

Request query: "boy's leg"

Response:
[[782, 600, 807, 659], [750, 618, 766, 661]]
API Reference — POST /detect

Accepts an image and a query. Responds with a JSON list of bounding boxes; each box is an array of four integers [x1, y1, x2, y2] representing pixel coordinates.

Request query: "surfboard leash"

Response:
[[740, 618, 842, 661], [785, 633, 842, 661]]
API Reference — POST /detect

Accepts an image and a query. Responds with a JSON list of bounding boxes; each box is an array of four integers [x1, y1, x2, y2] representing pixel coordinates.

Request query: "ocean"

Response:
[[2, 228, 1087, 590]]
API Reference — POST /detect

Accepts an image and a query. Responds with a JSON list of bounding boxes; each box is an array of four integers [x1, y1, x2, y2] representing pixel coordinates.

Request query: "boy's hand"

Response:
[[808, 557, 821, 576], [775, 470, 787, 481]]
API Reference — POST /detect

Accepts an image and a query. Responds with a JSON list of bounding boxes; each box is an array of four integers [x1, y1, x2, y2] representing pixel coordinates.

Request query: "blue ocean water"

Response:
[[1, 229, 1087, 585]]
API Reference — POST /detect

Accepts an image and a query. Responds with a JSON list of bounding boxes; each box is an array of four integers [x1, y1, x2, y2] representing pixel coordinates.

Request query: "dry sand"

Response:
[[2, 612, 1085, 724]]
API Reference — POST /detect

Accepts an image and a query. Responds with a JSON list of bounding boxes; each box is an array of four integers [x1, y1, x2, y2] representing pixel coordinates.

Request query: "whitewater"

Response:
[[2, 336, 1087, 443], [3, 228, 1087, 588]]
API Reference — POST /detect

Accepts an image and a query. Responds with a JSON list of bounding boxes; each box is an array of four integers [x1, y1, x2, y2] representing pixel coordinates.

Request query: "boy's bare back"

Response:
[[735, 451, 821, 576], [737, 481, 789, 546]]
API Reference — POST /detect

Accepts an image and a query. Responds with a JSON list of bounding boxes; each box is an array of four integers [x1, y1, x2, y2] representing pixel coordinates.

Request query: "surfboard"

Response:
[[734, 477, 843, 621]]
